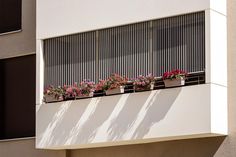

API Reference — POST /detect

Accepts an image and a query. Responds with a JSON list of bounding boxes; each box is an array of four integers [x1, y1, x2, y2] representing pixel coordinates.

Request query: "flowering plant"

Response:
[[162, 69, 187, 80], [133, 73, 155, 91], [44, 85, 64, 101], [95, 79, 106, 91], [63, 83, 80, 99], [78, 80, 95, 96], [96, 73, 128, 91]]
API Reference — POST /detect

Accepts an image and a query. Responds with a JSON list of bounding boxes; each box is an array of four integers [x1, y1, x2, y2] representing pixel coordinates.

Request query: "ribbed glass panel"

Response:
[[152, 11, 205, 76], [43, 11, 205, 87], [98, 22, 150, 80], [44, 31, 96, 87]]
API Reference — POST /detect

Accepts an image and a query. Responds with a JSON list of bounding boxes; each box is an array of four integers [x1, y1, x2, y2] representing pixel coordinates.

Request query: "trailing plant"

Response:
[[95, 79, 106, 91], [78, 80, 95, 96], [133, 73, 155, 91], [96, 73, 128, 91], [63, 83, 80, 99], [44, 85, 64, 100]]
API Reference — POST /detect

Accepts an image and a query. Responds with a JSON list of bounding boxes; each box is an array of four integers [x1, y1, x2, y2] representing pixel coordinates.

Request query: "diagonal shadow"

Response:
[[73, 95, 123, 144], [37, 101, 72, 147], [131, 88, 182, 139], [107, 91, 152, 141], [53, 98, 101, 146]]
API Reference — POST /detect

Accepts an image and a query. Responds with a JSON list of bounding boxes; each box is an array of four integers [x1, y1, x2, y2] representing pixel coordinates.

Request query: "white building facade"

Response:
[[36, 0, 227, 150]]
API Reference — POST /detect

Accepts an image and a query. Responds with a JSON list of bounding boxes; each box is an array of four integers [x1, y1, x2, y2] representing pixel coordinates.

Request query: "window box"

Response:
[[134, 82, 154, 92], [163, 69, 187, 88], [44, 94, 63, 103], [105, 86, 125, 95], [164, 78, 185, 88], [76, 92, 94, 99]]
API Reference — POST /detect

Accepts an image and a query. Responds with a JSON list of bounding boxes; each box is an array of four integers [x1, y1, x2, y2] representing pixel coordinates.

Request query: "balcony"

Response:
[[36, 3, 227, 150], [36, 83, 227, 149]]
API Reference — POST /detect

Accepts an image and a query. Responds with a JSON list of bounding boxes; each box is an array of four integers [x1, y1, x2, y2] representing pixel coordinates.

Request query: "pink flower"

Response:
[[162, 69, 187, 80], [133, 73, 154, 90]]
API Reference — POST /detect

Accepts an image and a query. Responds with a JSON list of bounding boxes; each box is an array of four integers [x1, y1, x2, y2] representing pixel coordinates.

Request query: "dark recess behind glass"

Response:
[[0, 55, 35, 140], [0, 0, 22, 34]]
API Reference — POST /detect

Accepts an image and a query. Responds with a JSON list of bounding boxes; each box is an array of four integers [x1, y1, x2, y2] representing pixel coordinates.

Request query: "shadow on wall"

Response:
[[66, 95, 122, 144], [37, 88, 181, 147], [37, 95, 122, 147], [132, 88, 181, 139], [107, 88, 181, 140], [37, 101, 74, 147], [68, 136, 226, 157]]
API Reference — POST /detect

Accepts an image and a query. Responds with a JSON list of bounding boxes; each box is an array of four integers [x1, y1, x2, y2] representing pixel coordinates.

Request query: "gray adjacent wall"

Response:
[[0, 138, 65, 157], [0, 0, 66, 156], [0, 0, 36, 59]]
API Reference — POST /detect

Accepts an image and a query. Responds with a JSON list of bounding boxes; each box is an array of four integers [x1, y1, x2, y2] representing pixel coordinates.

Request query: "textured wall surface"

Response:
[[0, 138, 65, 157], [0, 0, 36, 59]]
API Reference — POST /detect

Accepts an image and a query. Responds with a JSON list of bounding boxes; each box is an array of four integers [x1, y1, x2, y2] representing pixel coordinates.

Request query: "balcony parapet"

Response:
[[36, 83, 227, 150]]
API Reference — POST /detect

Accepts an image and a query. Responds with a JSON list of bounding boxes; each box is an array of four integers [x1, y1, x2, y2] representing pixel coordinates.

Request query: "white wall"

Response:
[[36, 84, 227, 150], [210, 0, 227, 15], [37, 0, 210, 39], [36, 0, 226, 39], [205, 10, 227, 87]]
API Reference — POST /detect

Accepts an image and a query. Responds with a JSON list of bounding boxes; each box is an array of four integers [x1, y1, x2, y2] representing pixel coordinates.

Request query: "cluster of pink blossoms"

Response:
[[133, 73, 154, 90], [163, 69, 187, 80], [44, 69, 188, 101]]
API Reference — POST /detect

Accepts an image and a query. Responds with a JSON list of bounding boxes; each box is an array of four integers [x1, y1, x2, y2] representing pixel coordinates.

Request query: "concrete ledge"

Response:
[[36, 84, 227, 150]]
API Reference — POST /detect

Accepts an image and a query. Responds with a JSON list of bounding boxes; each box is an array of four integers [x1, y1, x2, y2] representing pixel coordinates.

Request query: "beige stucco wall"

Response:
[[69, 137, 225, 157], [0, 138, 66, 157], [0, 0, 36, 59], [68, 0, 236, 156]]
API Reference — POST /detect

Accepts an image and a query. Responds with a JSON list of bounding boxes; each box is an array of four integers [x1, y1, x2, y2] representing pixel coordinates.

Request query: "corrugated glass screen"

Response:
[[44, 32, 96, 86], [43, 11, 205, 87], [152, 12, 205, 76], [98, 22, 150, 80]]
